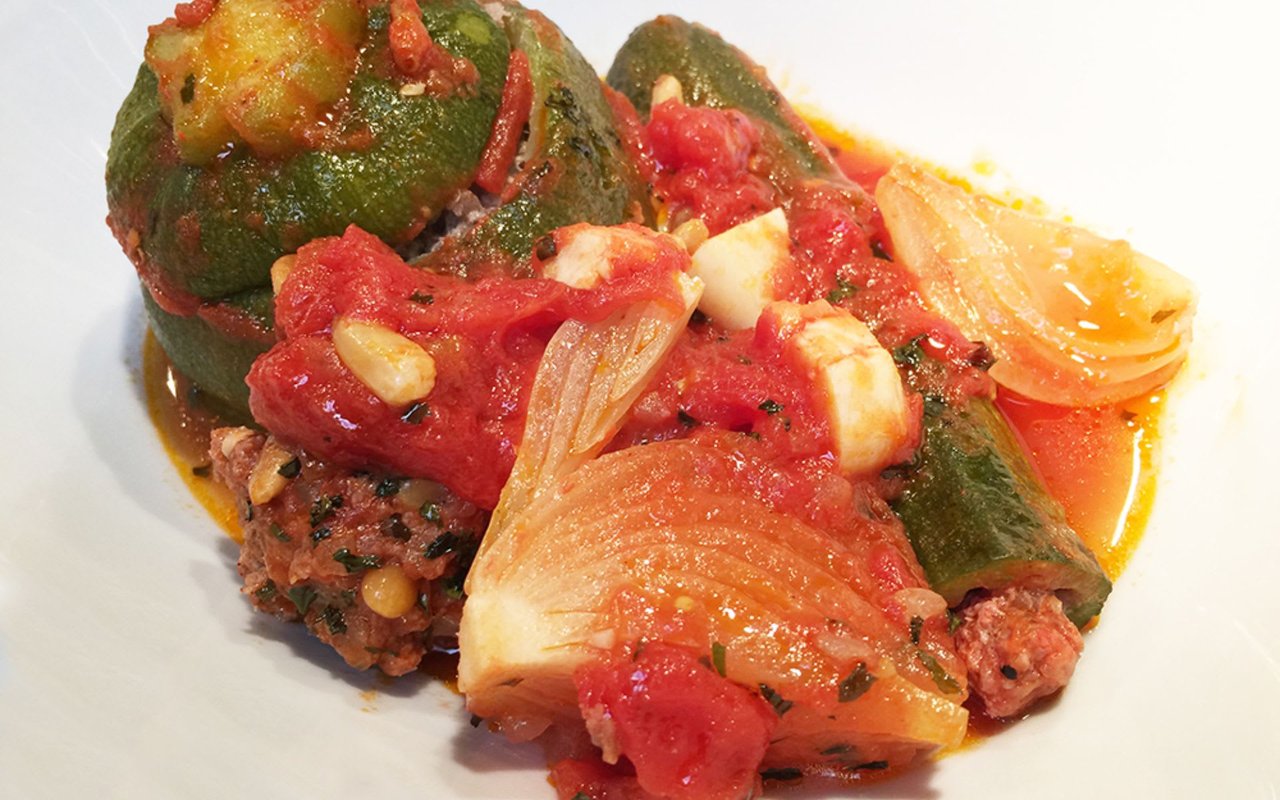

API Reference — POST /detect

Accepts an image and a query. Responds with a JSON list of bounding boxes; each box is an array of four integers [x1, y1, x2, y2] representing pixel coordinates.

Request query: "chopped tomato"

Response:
[[574, 643, 775, 800]]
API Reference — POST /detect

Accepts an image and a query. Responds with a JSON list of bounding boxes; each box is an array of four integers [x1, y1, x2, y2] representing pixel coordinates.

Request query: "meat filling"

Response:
[[210, 427, 488, 675], [952, 587, 1084, 718]]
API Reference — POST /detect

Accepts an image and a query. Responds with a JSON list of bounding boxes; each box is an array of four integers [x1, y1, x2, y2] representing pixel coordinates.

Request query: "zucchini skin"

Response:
[[607, 16, 832, 181], [607, 17, 1111, 626], [894, 400, 1110, 627], [106, 0, 510, 300], [142, 288, 271, 422], [426, 6, 651, 275]]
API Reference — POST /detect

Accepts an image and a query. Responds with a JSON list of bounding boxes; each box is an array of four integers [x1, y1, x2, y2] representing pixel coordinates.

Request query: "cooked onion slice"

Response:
[[876, 163, 1196, 405]]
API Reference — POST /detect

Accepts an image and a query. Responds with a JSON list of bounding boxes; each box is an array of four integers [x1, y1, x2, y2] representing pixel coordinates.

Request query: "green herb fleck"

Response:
[[408, 291, 435, 305], [424, 531, 462, 559], [286, 585, 318, 615], [711, 642, 727, 677], [838, 662, 876, 703], [677, 409, 698, 428], [892, 334, 929, 368], [309, 494, 343, 526], [374, 477, 402, 497], [277, 458, 301, 479], [419, 502, 443, 525], [826, 276, 859, 304], [570, 793, 592, 800], [382, 513, 412, 541], [758, 399, 784, 415], [318, 605, 347, 635], [909, 615, 923, 645], [916, 650, 961, 695], [401, 402, 432, 424], [269, 523, 290, 542], [759, 683, 793, 716], [948, 610, 963, 635], [310, 527, 332, 545], [254, 580, 277, 601], [333, 548, 381, 574], [180, 73, 195, 104]]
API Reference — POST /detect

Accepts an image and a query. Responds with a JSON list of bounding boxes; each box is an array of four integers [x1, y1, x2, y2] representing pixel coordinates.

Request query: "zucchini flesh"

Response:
[[107, 0, 510, 300], [607, 17, 1111, 626]]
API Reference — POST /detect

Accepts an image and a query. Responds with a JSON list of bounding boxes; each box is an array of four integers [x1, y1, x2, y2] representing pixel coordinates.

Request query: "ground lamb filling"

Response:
[[211, 426, 487, 675]]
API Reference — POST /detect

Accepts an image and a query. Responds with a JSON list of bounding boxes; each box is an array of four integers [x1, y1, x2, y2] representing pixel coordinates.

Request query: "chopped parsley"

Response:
[[758, 399, 784, 415], [408, 291, 435, 305], [277, 458, 301, 479], [401, 402, 432, 424], [286, 585, 318, 615], [254, 580, 277, 601], [309, 494, 343, 526], [838, 662, 876, 703], [382, 513, 412, 541], [424, 530, 463, 559], [318, 605, 347, 635], [333, 548, 381, 574], [419, 501, 443, 525], [269, 523, 290, 542], [758, 683, 794, 716], [711, 642, 727, 677], [825, 276, 859, 304], [892, 334, 929, 368], [909, 615, 924, 645], [374, 477, 403, 497], [310, 527, 332, 545], [916, 650, 961, 695]]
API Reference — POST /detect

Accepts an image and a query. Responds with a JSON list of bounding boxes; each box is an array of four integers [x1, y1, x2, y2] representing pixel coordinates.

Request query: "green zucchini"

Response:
[[142, 288, 271, 422], [894, 400, 1110, 626], [607, 15, 830, 179], [106, 0, 510, 300], [607, 17, 1111, 626], [426, 6, 651, 275]]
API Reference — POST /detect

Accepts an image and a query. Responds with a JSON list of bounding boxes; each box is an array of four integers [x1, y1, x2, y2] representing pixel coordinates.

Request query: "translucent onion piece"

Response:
[[459, 439, 968, 761], [876, 163, 1196, 405]]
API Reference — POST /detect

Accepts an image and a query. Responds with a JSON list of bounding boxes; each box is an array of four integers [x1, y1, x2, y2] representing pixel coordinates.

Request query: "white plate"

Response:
[[2, 2, 1277, 798]]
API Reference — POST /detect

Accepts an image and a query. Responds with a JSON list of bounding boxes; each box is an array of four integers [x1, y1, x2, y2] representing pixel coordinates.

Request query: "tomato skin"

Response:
[[574, 643, 776, 800], [249, 225, 685, 507]]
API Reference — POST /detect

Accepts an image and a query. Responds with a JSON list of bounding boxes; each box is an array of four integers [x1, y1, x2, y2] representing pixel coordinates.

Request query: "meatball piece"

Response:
[[953, 587, 1084, 718], [211, 427, 488, 675]]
